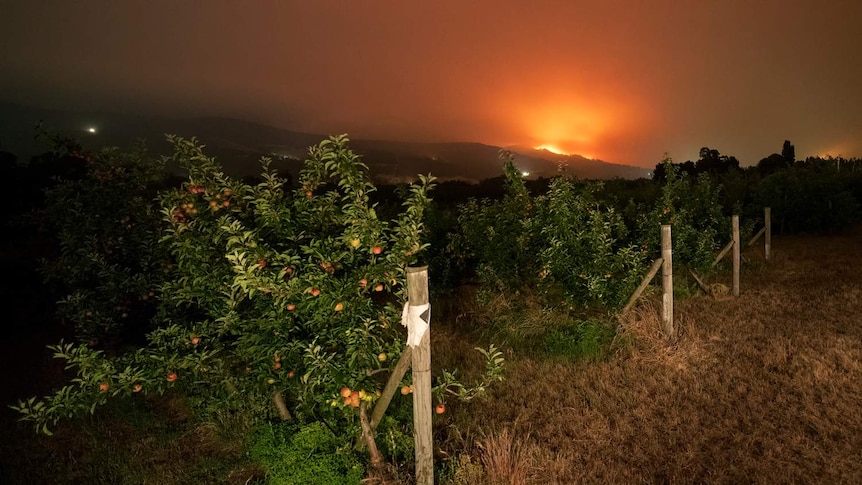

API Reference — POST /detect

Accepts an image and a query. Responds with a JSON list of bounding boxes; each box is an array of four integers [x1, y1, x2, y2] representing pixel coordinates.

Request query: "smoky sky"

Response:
[[1, 0, 860, 167]]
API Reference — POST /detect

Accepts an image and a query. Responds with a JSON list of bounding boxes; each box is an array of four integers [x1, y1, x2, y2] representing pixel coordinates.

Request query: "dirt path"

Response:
[[460, 228, 862, 484]]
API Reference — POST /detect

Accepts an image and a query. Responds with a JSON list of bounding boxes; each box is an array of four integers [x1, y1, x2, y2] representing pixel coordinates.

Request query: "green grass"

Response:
[[542, 318, 616, 361]]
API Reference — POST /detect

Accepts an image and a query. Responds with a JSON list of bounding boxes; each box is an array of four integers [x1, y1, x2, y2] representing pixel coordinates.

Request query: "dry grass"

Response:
[[437, 227, 862, 484]]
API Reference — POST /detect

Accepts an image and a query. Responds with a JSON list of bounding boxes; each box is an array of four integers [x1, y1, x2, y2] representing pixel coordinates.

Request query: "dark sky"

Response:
[[2, 1, 861, 167]]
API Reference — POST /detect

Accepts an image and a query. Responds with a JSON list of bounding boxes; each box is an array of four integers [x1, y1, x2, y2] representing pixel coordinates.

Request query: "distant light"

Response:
[[87, 127, 97, 134], [521, 171, 530, 177]]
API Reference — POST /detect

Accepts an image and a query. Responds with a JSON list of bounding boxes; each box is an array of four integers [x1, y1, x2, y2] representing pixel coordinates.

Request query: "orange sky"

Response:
[[2, 1, 861, 167]]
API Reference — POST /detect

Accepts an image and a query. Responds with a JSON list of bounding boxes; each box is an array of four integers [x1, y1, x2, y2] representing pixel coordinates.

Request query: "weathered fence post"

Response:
[[732, 215, 740, 296], [765, 207, 771, 261], [661, 225, 674, 337], [406, 266, 432, 485]]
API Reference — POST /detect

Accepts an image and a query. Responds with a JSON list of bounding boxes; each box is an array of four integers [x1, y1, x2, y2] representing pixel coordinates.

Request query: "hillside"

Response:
[[0, 102, 649, 181]]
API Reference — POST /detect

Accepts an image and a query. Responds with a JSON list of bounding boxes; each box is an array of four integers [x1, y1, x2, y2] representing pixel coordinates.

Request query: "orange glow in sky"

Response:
[[535, 144, 568, 155]]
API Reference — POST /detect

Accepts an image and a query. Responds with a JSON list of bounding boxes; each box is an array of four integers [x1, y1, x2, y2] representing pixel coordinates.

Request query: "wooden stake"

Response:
[[732, 215, 740, 297], [765, 207, 771, 261], [747, 227, 766, 247], [407, 266, 432, 485], [712, 239, 735, 268], [661, 225, 674, 337], [621, 257, 663, 314], [369, 346, 412, 430]]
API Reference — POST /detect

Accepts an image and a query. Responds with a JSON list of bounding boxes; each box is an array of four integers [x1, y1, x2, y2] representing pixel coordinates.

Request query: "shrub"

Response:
[[537, 176, 648, 310], [457, 152, 543, 292], [39, 141, 169, 343], [755, 165, 859, 233], [14, 135, 435, 437], [638, 159, 725, 273]]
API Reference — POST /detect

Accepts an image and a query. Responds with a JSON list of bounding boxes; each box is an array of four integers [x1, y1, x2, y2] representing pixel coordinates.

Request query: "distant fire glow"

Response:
[[521, 170, 530, 177], [535, 144, 567, 155]]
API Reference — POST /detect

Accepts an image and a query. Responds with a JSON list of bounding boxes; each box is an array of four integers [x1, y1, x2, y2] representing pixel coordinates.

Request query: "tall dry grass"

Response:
[[435, 226, 862, 484]]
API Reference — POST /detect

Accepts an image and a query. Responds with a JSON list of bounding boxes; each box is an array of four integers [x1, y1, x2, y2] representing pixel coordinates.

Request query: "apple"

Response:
[[222, 200, 230, 207], [99, 382, 109, 392], [286, 303, 296, 311], [311, 288, 320, 297], [283, 267, 293, 276], [334, 302, 344, 312], [378, 353, 387, 362], [350, 238, 360, 248], [401, 385, 412, 395], [167, 372, 178, 383], [305, 190, 313, 198], [191, 336, 200, 346], [374, 284, 384, 292], [132, 383, 142, 393], [274, 354, 281, 362], [258, 259, 267, 269], [372, 246, 383, 255], [267, 378, 276, 385], [359, 278, 368, 288], [273, 362, 281, 370], [222, 189, 232, 197], [340, 387, 351, 398], [287, 370, 295, 378], [435, 403, 446, 414]]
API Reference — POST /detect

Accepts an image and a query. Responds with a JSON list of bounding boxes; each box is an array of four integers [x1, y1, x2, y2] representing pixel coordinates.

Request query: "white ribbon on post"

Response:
[[401, 301, 431, 348]]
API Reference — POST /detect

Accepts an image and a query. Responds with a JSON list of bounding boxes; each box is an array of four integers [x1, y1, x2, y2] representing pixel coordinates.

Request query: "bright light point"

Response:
[[87, 127, 97, 134], [521, 171, 530, 177], [535, 144, 567, 155]]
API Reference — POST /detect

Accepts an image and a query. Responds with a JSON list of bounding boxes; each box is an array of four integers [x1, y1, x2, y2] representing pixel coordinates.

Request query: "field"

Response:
[[2, 225, 860, 483], [433, 226, 862, 484]]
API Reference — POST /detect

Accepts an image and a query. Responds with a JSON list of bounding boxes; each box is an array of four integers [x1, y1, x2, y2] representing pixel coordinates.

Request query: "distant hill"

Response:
[[0, 102, 649, 181]]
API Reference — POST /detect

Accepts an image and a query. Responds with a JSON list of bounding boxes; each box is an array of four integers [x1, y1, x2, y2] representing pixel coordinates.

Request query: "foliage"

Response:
[[249, 422, 364, 485], [457, 152, 543, 292], [13, 135, 441, 437], [755, 164, 859, 232], [39, 141, 169, 342], [537, 176, 648, 309], [542, 318, 616, 361], [639, 159, 725, 273]]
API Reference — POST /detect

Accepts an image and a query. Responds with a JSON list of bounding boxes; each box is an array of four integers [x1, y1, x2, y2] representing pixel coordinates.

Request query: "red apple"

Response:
[[99, 382, 109, 392], [310, 288, 320, 297], [132, 383, 143, 393], [435, 403, 446, 414], [287, 370, 295, 378], [191, 336, 200, 346], [334, 302, 344, 312], [166, 372, 178, 383], [374, 284, 384, 292], [340, 386, 352, 398], [359, 278, 368, 288], [258, 259, 267, 269], [372, 246, 383, 255], [286, 303, 296, 311]]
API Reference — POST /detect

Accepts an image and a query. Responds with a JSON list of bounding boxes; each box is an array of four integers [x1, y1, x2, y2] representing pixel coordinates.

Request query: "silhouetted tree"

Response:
[[782, 140, 796, 163], [757, 153, 789, 175], [695, 147, 740, 175]]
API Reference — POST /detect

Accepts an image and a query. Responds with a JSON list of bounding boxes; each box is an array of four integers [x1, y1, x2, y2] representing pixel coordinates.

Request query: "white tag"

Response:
[[401, 301, 430, 347]]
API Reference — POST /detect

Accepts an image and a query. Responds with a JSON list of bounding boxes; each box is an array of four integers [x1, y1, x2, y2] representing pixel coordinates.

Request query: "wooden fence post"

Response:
[[406, 266, 432, 485], [765, 207, 771, 261], [732, 215, 740, 296], [661, 225, 674, 337]]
